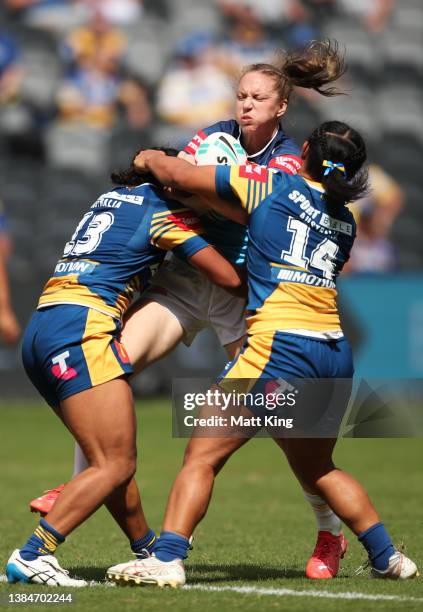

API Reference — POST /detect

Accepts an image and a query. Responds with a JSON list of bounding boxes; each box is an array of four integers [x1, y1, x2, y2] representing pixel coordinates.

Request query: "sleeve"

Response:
[[268, 139, 302, 175], [215, 164, 275, 215], [149, 204, 209, 260]]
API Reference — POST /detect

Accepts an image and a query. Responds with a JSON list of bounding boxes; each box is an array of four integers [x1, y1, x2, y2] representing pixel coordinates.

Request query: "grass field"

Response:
[[0, 399, 422, 611]]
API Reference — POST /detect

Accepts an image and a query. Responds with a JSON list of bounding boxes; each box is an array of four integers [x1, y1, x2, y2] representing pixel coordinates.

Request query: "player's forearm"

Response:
[[189, 247, 247, 298], [202, 195, 248, 225]]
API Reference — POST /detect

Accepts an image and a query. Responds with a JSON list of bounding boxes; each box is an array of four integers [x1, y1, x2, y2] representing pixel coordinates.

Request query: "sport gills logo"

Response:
[[238, 164, 269, 183], [167, 211, 202, 232]]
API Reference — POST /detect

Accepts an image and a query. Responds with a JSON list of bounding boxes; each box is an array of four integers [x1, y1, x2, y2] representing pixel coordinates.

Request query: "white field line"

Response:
[[1, 574, 422, 603], [184, 583, 423, 602]]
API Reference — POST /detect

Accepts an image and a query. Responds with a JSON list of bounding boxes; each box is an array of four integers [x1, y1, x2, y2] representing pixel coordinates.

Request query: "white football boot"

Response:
[[6, 549, 87, 587], [107, 554, 186, 588], [370, 551, 419, 580], [106, 550, 150, 581]]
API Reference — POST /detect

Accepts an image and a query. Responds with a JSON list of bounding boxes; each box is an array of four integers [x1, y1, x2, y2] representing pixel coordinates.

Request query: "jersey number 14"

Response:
[[281, 217, 339, 281]]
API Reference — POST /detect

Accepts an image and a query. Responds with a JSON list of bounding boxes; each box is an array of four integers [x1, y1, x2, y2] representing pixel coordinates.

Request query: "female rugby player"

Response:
[[106, 121, 418, 586], [5, 152, 243, 586], [31, 40, 349, 579]]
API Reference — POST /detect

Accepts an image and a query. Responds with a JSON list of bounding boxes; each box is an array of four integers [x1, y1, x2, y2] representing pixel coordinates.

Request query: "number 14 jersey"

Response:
[[215, 165, 356, 337]]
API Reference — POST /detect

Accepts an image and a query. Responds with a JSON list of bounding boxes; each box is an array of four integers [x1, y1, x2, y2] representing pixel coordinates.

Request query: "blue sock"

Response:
[[20, 519, 65, 562], [153, 531, 190, 562], [131, 528, 157, 557], [358, 522, 395, 571]]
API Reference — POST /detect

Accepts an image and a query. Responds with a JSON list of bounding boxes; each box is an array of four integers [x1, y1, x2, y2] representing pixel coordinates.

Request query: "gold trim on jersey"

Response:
[[303, 178, 324, 192], [81, 309, 126, 386], [37, 276, 133, 320], [220, 332, 277, 387], [247, 283, 341, 335]]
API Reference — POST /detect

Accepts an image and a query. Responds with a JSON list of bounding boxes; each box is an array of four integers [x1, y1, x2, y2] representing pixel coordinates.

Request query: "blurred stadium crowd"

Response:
[[0, 0, 422, 391]]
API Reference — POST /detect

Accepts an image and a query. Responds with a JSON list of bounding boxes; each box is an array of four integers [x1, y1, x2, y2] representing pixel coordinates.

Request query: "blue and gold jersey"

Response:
[[216, 164, 356, 335], [184, 120, 301, 266], [38, 183, 208, 320]]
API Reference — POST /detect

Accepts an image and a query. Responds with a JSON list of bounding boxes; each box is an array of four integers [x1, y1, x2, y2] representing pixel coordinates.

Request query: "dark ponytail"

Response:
[[111, 147, 179, 187], [240, 39, 346, 101], [306, 121, 369, 207]]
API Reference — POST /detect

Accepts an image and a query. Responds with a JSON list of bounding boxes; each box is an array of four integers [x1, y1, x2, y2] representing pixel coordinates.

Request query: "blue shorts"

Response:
[[22, 305, 133, 408], [218, 332, 354, 435]]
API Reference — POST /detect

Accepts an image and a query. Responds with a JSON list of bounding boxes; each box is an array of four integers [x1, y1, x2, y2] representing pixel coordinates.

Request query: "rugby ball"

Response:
[[195, 132, 247, 166]]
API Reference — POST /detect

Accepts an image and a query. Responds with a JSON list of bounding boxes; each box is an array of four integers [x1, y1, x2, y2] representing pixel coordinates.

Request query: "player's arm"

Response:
[[0, 255, 20, 344], [134, 151, 248, 225], [189, 246, 247, 298], [150, 205, 246, 297]]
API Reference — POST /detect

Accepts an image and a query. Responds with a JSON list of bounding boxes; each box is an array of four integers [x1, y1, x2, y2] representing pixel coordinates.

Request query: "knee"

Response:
[[295, 461, 335, 489], [182, 444, 231, 475], [103, 451, 137, 487]]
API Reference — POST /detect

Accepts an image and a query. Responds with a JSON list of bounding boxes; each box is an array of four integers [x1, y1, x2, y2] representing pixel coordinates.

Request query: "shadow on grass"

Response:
[[69, 563, 312, 584], [187, 563, 306, 582]]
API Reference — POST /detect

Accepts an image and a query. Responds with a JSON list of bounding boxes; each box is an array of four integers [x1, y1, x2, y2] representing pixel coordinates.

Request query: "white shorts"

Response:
[[142, 255, 247, 347]]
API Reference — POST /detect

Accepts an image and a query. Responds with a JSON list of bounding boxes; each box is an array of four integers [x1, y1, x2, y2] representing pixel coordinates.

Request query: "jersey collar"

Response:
[[237, 124, 281, 160], [303, 177, 325, 193]]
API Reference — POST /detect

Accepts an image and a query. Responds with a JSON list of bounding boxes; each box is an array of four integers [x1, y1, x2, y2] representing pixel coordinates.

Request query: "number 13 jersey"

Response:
[[215, 165, 356, 338], [38, 183, 208, 321]]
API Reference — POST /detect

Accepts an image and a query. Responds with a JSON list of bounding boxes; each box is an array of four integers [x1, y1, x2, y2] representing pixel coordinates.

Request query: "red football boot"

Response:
[[29, 484, 65, 516], [306, 531, 348, 579]]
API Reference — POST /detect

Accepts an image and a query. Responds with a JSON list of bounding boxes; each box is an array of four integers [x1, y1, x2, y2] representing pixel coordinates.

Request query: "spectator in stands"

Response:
[[56, 10, 150, 129], [156, 31, 233, 130], [0, 197, 20, 345], [0, 30, 43, 159], [79, 0, 144, 27], [215, 6, 276, 77], [335, 0, 396, 33], [347, 164, 404, 273]]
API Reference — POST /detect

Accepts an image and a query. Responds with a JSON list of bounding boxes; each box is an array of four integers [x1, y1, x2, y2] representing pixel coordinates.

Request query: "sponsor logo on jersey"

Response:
[[51, 351, 78, 381], [92, 192, 145, 209], [269, 155, 302, 175], [54, 260, 97, 276], [320, 212, 353, 236], [274, 267, 336, 289], [238, 164, 269, 183], [113, 340, 130, 364], [289, 190, 353, 236], [184, 130, 208, 155], [167, 211, 202, 232]]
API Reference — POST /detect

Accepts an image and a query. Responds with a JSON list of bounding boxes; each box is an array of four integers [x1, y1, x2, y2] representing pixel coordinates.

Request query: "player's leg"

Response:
[[7, 378, 145, 586], [10, 307, 154, 585], [106, 336, 268, 586], [121, 299, 185, 375], [224, 335, 245, 359], [280, 436, 417, 578], [273, 437, 345, 579], [213, 288, 344, 577], [29, 297, 186, 515], [107, 431, 250, 586]]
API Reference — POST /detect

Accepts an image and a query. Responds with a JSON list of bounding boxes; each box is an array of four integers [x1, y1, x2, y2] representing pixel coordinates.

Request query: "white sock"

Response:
[[304, 492, 342, 536], [72, 442, 89, 477]]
